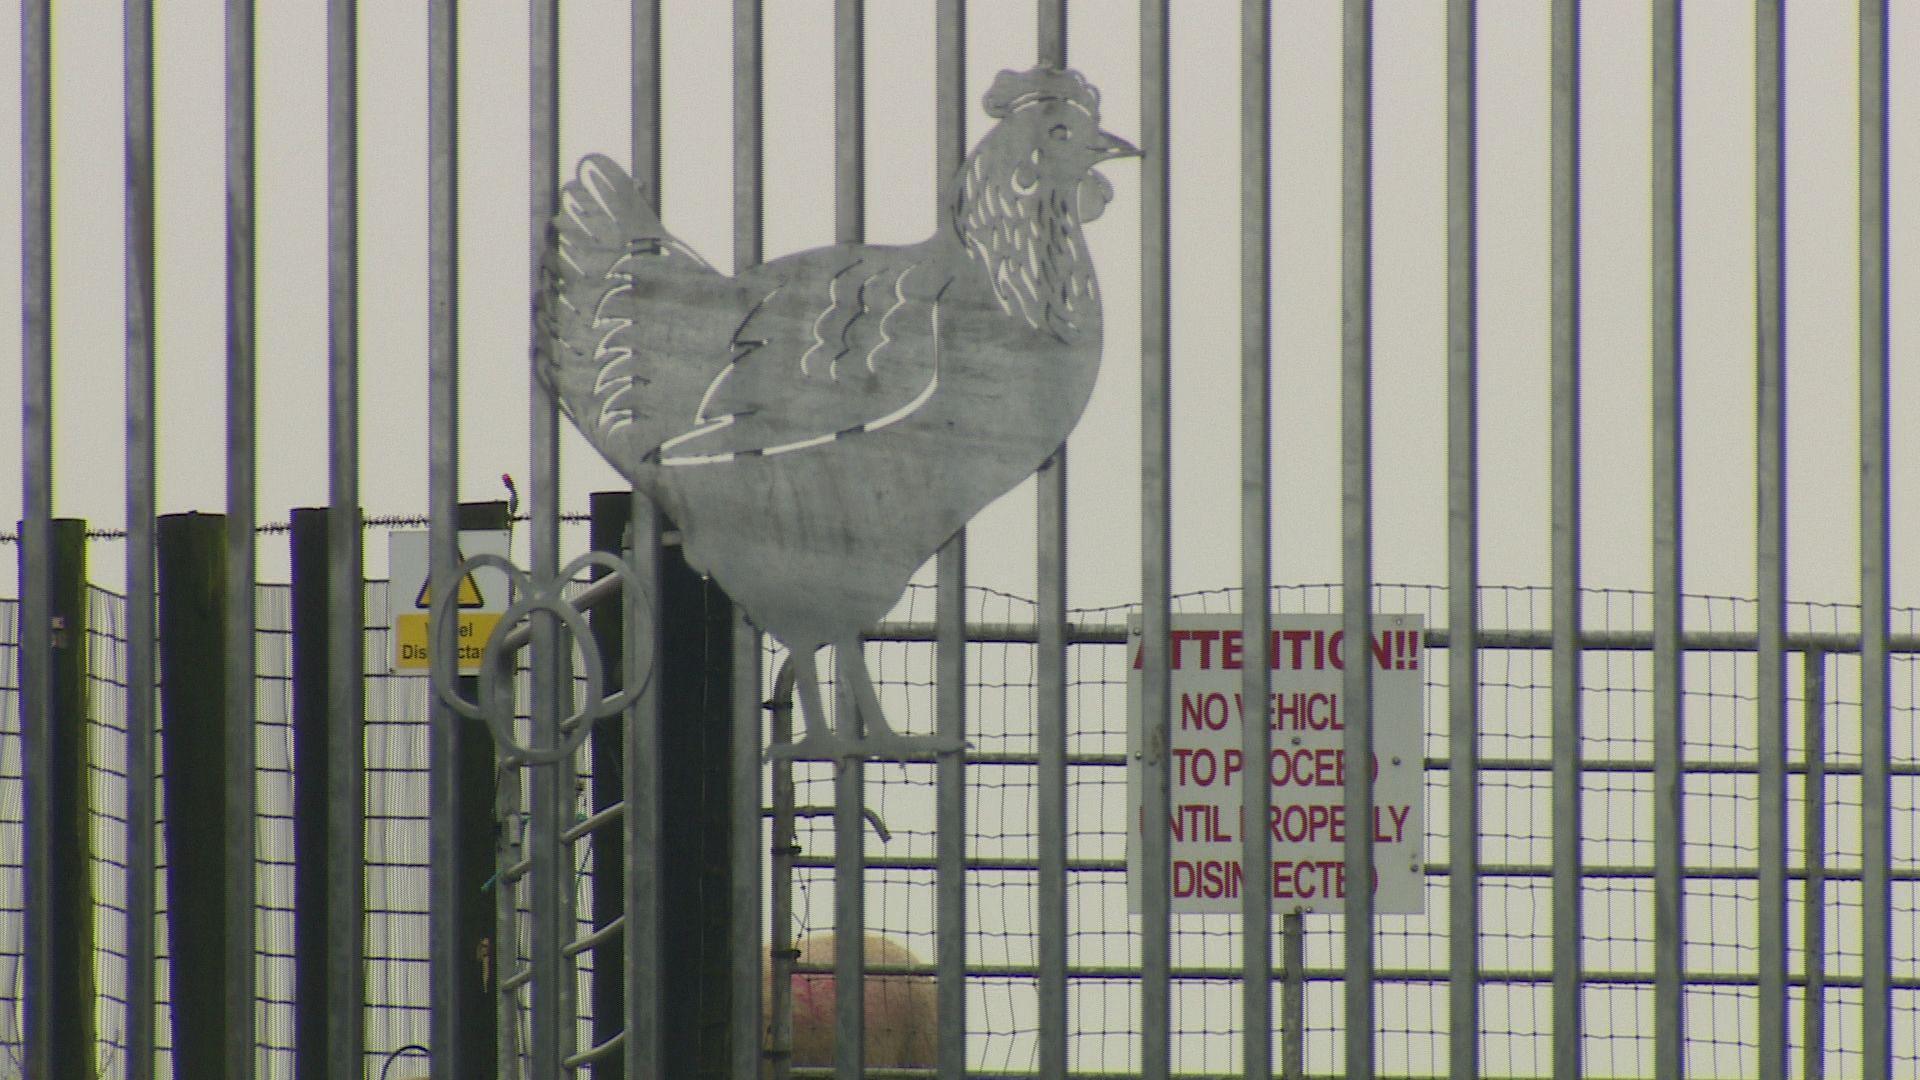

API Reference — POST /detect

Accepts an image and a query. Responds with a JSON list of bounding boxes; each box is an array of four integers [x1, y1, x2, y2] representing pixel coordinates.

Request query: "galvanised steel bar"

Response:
[[528, 0, 572, 1072], [19, 8, 53, 1078], [1281, 916, 1304, 1079], [325, 2, 367, 1074], [626, 7, 664, 1077], [1032, 0, 1073, 1065], [769, 669, 797, 1080], [933, 4, 968, 1075], [224, 2, 260, 1074], [123, 3, 158, 1076], [1802, 650, 1828, 1077], [833, 685, 867, 1080], [1857, 3, 1891, 1075], [1445, 2, 1481, 1077], [1035, 453, 1069, 1080], [1754, 5, 1788, 1078], [1650, 3, 1685, 1077], [1340, 2, 1377, 1077], [1138, 0, 1172, 1075], [726, 7, 765, 1073], [426, 1, 462, 1075], [1239, 1, 1275, 1077], [1548, 1, 1582, 1074], [833, 5, 867, 1076], [733, 0, 763, 273], [731, 609, 763, 1080]]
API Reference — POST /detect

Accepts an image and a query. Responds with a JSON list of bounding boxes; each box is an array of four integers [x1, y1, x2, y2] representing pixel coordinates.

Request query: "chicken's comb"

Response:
[[983, 66, 1098, 119]]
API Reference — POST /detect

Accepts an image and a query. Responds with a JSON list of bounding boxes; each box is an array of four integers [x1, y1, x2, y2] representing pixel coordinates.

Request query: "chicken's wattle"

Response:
[[1078, 168, 1116, 222]]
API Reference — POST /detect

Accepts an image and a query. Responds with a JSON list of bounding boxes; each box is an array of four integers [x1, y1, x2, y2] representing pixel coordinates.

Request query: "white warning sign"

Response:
[[386, 530, 511, 674], [1126, 613, 1426, 915]]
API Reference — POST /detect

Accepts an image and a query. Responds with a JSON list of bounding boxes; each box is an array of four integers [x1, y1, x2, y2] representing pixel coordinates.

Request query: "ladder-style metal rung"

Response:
[[499, 963, 534, 993], [498, 855, 533, 888], [563, 800, 624, 844], [562, 1028, 625, 1070], [565, 914, 624, 958]]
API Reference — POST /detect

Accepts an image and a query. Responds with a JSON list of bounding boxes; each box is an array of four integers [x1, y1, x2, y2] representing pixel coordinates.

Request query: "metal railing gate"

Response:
[[8, 2, 1913, 1079]]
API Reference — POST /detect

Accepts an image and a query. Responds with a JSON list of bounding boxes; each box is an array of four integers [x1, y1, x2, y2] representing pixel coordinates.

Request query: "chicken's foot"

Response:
[[765, 641, 965, 763]]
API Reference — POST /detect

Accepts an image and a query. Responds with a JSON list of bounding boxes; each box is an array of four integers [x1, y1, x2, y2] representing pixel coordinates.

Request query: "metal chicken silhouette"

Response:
[[541, 66, 1135, 761]]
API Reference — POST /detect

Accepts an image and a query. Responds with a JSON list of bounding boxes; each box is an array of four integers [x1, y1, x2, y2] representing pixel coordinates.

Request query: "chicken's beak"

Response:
[[1091, 129, 1140, 161]]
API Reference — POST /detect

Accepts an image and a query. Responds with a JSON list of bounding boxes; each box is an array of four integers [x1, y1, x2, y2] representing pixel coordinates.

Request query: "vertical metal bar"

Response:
[[17, 7, 53, 1080], [632, 0, 661, 201], [1239, 0, 1275, 1077], [1340, 2, 1377, 1078], [1857, 4, 1891, 1076], [1802, 650, 1827, 1078], [625, 7, 664, 1079], [768, 677, 796, 1080], [727, 6, 764, 1076], [933, 5, 968, 1077], [528, 1, 570, 1073], [833, 687, 866, 1080], [123, 3, 159, 1076], [733, 0, 763, 275], [1035, 450, 1069, 1080], [1650, 3, 1685, 1078], [1548, 2, 1583, 1075], [1033, 6, 1073, 1075], [17, 11, 59, 1071], [832, 7, 867, 1077], [224, 2, 260, 1074], [834, 0, 864, 247], [325, 3, 367, 1076], [1039, 2, 1065, 67], [426, 1, 461, 1075], [1281, 916, 1305, 1078], [1753, 5, 1788, 1079], [1445, 2, 1481, 1077], [730, 613, 763, 1080], [1138, 0, 1172, 1075]]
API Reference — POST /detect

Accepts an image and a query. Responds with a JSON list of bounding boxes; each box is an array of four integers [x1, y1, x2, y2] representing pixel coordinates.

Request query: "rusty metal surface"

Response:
[[541, 66, 1135, 762]]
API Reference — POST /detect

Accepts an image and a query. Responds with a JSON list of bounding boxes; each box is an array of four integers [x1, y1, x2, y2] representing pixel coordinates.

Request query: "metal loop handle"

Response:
[[430, 549, 654, 765]]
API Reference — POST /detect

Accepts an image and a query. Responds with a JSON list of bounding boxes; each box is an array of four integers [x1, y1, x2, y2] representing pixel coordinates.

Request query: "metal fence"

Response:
[[3, 574, 1917, 1078], [9, 1, 1914, 1079]]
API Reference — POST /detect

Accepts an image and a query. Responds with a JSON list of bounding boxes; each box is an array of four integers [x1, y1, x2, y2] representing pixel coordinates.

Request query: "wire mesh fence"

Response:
[[2, 568, 1915, 1078]]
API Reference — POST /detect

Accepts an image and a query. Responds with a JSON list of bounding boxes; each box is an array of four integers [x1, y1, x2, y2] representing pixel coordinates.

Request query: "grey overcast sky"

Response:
[[2, 1, 1915, 615]]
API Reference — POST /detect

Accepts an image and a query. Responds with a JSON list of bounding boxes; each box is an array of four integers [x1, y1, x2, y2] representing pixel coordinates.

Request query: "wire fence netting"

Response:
[[1, 576, 1917, 1078]]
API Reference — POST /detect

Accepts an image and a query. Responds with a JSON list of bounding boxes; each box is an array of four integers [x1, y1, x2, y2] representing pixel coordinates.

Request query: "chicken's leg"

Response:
[[833, 639, 965, 760], [767, 644, 867, 763], [766, 640, 965, 762]]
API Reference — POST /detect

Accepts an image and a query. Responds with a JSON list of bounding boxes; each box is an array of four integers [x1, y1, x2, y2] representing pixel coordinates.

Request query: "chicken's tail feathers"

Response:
[[539, 154, 724, 480], [550, 154, 713, 280]]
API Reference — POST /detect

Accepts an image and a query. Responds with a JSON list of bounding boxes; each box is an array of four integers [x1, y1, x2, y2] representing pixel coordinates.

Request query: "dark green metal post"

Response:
[[456, 500, 506, 1079], [659, 516, 736, 1078], [589, 491, 735, 1078], [41, 518, 97, 1070], [587, 491, 632, 1080], [289, 508, 341, 1080], [158, 512, 232, 1079]]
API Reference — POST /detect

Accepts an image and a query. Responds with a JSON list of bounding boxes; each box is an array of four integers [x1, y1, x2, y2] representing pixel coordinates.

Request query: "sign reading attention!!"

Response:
[[1126, 613, 1427, 915]]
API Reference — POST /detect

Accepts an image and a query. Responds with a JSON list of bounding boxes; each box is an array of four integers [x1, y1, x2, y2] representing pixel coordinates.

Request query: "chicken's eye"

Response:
[[1049, 123, 1072, 142]]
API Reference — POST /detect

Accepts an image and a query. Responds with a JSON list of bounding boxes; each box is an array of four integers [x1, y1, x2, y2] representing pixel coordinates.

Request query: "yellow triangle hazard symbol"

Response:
[[415, 565, 485, 610]]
